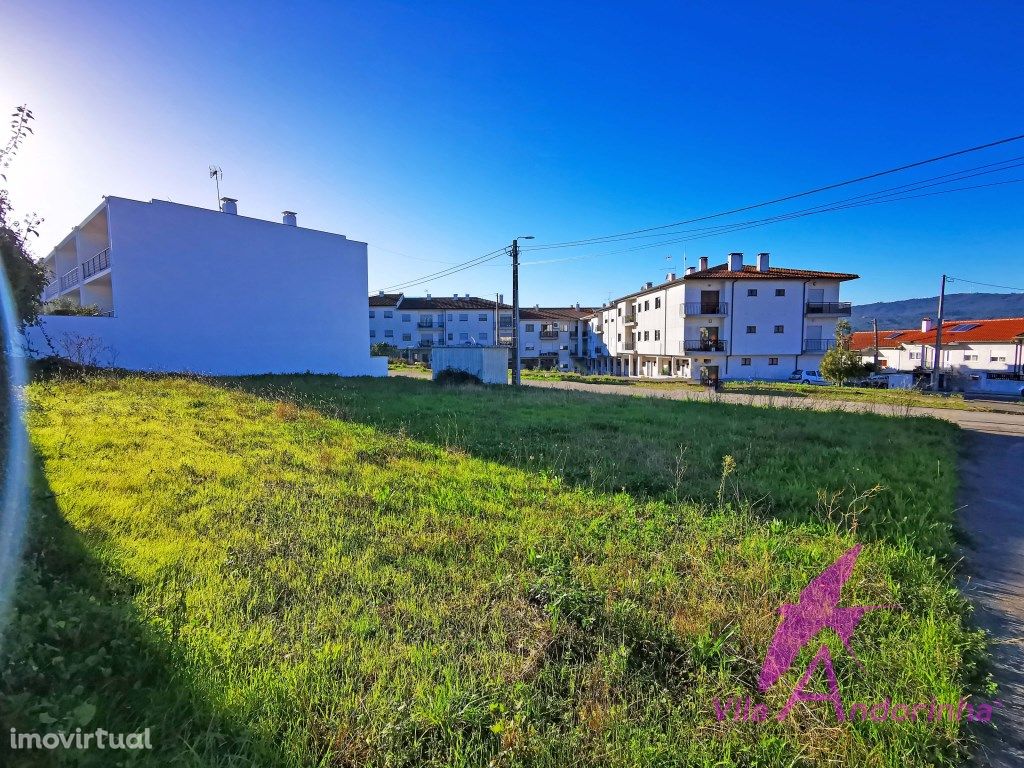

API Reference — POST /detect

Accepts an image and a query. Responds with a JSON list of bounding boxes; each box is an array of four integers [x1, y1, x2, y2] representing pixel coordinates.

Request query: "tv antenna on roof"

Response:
[[209, 165, 223, 208]]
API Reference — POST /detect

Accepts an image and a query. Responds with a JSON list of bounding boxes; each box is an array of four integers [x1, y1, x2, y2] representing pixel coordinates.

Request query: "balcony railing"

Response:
[[498, 337, 514, 346], [498, 318, 514, 329], [43, 280, 59, 300], [681, 301, 728, 316], [417, 319, 435, 328], [682, 339, 728, 353], [805, 301, 852, 316], [539, 330, 559, 340], [623, 314, 637, 324], [623, 340, 636, 350], [60, 267, 80, 290], [803, 338, 837, 353], [418, 338, 434, 347], [82, 248, 111, 279]]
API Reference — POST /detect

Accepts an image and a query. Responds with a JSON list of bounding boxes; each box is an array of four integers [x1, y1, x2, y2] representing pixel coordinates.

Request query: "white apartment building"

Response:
[[518, 306, 600, 371], [24, 196, 385, 376], [369, 293, 513, 361], [590, 252, 858, 381], [852, 317, 1024, 375]]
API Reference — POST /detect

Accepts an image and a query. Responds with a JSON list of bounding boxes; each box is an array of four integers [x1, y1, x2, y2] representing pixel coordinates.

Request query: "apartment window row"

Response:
[[745, 325, 786, 334], [745, 288, 787, 297], [740, 357, 780, 366], [371, 311, 493, 322]]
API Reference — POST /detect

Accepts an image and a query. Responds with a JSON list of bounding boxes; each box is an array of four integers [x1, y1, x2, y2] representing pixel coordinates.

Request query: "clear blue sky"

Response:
[[3, 1, 1023, 306]]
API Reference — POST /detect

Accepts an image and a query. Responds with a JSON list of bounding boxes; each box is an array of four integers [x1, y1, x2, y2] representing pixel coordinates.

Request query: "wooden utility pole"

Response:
[[872, 318, 879, 370], [511, 239, 522, 386]]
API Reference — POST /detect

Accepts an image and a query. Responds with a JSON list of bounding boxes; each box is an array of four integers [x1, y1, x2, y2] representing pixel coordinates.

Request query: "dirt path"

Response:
[[958, 432, 1024, 766]]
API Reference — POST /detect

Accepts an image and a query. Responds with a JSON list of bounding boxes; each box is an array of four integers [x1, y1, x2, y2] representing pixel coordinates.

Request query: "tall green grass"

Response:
[[0, 374, 986, 767]]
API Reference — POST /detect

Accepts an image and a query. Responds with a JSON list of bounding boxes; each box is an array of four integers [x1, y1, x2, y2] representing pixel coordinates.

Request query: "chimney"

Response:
[[699, 256, 709, 271], [644, 281, 653, 289], [575, 301, 580, 310], [666, 271, 676, 281], [464, 293, 470, 298], [921, 317, 934, 333], [498, 293, 504, 304], [220, 197, 238, 215], [685, 266, 696, 275], [378, 290, 384, 296], [727, 252, 743, 271], [425, 292, 431, 299], [282, 211, 297, 226], [757, 252, 770, 272]]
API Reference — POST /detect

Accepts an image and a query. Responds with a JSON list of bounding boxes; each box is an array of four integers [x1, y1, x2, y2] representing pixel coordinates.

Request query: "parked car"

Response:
[[789, 369, 827, 385]]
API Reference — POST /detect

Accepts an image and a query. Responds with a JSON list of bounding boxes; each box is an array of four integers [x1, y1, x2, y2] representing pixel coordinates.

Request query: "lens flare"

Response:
[[0, 255, 30, 655]]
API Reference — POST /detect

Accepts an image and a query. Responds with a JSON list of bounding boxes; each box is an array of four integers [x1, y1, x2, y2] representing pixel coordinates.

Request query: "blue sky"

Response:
[[2, 1, 1023, 306]]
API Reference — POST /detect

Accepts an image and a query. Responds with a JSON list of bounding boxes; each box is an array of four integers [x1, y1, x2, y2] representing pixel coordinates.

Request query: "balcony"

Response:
[[805, 301, 852, 316], [539, 330, 559, 340], [417, 319, 436, 328], [43, 280, 58, 300], [498, 337, 514, 346], [60, 267, 80, 291], [623, 340, 636, 351], [682, 339, 728, 353], [81, 248, 110, 280], [681, 301, 728, 316], [418, 338, 434, 347], [803, 338, 837, 353], [623, 314, 637, 325]]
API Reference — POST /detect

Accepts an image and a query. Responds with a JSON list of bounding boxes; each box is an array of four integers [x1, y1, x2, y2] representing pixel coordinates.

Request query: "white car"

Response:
[[789, 369, 827, 385]]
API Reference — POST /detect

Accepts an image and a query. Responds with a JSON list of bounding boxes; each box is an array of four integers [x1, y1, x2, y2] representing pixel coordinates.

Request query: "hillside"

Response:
[[851, 292, 1024, 331]]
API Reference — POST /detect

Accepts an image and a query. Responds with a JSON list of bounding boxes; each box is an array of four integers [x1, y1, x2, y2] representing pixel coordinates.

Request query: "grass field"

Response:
[[0, 373, 988, 767]]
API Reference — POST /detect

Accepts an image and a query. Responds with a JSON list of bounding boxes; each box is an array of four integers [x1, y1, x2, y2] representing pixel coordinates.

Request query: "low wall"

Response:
[[431, 346, 508, 385]]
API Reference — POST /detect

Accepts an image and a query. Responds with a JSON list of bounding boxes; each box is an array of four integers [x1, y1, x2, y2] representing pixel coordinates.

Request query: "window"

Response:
[[559, 344, 569, 351], [369, 330, 376, 338], [447, 313, 454, 321], [747, 288, 758, 297], [991, 356, 1006, 362], [654, 330, 661, 341], [478, 313, 487, 321], [655, 297, 661, 309], [479, 331, 489, 341], [775, 288, 786, 297], [617, 333, 622, 341], [369, 310, 376, 319], [402, 333, 412, 341], [525, 323, 535, 332], [383, 311, 393, 319], [774, 325, 784, 334], [447, 333, 453, 341], [643, 331, 649, 341], [525, 344, 535, 351], [459, 313, 469, 321], [384, 330, 394, 338], [644, 300, 649, 311], [617, 307, 622, 316], [746, 325, 757, 334], [769, 357, 779, 366], [437, 314, 444, 324], [459, 332, 469, 341], [401, 314, 411, 322], [741, 357, 752, 366], [964, 353, 979, 361]]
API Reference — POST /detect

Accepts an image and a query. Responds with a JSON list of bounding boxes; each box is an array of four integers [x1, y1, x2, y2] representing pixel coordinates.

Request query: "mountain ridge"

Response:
[[851, 292, 1024, 331]]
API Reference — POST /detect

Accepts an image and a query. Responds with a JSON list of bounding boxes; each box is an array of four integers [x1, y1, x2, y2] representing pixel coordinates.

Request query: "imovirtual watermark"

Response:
[[713, 544, 1004, 724], [8, 727, 152, 751]]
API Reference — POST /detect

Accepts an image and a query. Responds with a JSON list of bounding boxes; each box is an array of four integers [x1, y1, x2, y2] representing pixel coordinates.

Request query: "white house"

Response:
[[517, 306, 599, 371], [589, 252, 858, 381], [25, 196, 385, 376], [368, 293, 513, 362], [853, 317, 1024, 375]]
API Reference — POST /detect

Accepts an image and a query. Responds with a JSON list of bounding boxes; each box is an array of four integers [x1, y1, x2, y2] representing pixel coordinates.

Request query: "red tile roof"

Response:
[[367, 294, 511, 310], [520, 306, 596, 321], [369, 292, 403, 307], [683, 263, 859, 281], [850, 330, 916, 351], [895, 317, 1024, 345]]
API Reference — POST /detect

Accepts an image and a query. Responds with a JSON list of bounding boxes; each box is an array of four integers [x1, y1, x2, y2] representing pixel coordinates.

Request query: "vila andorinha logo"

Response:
[[713, 544, 1000, 724]]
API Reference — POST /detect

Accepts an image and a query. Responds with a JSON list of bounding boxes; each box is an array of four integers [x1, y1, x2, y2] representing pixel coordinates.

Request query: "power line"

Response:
[[379, 246, 509, 292], [524, 133, 1024, 251], [520, 177, 1024, 267], [945, 276, 1024, 292]]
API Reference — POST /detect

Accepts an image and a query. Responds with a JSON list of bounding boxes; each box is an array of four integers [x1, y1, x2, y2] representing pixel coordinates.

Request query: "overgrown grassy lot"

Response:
[[1, 374, 987, 767]]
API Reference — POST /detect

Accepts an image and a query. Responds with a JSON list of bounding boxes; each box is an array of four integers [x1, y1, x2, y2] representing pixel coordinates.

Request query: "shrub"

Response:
[[434, 367, 483, 386]]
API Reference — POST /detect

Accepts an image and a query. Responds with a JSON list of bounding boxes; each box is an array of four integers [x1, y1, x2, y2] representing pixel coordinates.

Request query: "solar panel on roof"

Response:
[[948, 323, 980, 333]]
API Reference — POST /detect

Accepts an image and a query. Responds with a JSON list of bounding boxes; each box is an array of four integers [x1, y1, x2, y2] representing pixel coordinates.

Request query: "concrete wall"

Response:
[[431, 346, 508, 385], [26, 197, 385, 376]]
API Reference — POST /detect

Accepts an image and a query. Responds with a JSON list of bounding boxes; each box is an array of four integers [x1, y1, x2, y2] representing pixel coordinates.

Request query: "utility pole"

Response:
[[872, 318, 879, 370], [931, 274, 947, 390], [510, 235, 534, 386]]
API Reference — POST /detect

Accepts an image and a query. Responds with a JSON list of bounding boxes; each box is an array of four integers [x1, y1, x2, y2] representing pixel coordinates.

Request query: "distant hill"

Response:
[[851, 292, 1024, 331]]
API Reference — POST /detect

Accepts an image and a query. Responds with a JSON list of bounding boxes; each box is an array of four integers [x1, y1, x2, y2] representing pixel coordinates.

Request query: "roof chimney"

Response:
[[666, 271, 676, 281], [727, 252, 743, 271], [921, 317, 934, 333], [685, 266, 696, 275], [644, 281, 653, 289], [757, 252, 770, 272], [498, 293, 504, 304], [378, 290, 384, 296], [220, 197, 237, 215], [282, 211, 297, 226], [425, 292, 431, 299], [453, 293, 459, 298], [698, 256, 709, 271]]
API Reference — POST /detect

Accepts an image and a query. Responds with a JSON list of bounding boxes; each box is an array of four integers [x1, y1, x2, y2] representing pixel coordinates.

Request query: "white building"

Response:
[[368, 293, 513, 362], [517, 306, 599, 371], [852, 317, 1024, 376], [25, 196, 385, 376], [589, 252, 858, 381]]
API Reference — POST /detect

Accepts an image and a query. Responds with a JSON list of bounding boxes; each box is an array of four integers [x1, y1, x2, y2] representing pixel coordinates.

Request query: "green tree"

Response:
[[820, 319, 866, 385], [370, 342, 399, 359], [1, 105, 47, 327]]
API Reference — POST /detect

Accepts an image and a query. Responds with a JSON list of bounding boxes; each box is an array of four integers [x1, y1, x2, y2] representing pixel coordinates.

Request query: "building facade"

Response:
[[369, 293, 513, 362], [25, 196, 385, 376], [517, 306, 599, 371], [589, 252, 858, 381]]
